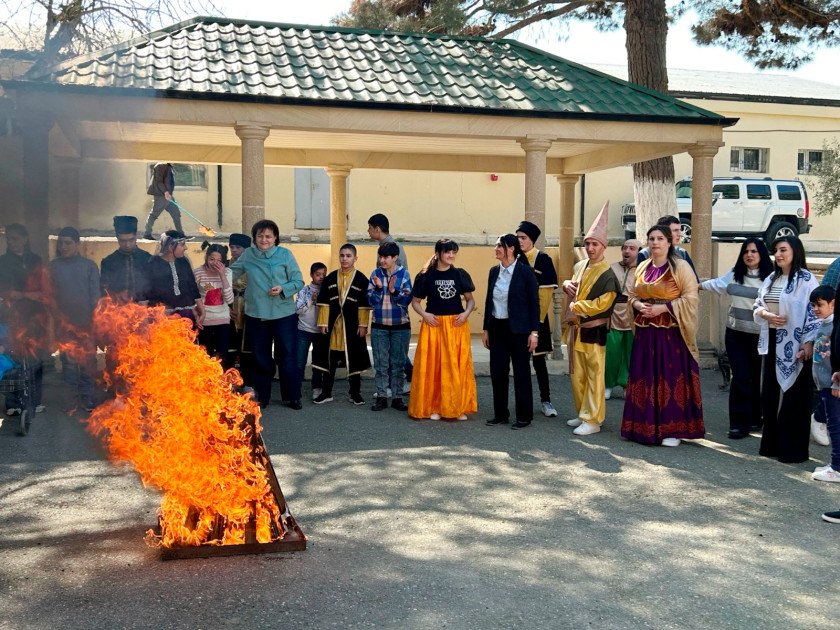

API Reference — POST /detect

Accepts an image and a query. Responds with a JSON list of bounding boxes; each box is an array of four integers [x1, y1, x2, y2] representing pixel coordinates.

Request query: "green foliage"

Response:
[[811, 139, 840, 217]]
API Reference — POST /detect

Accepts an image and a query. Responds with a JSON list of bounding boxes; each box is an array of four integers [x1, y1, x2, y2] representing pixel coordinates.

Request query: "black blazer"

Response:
[[483, 260, 540, 335]]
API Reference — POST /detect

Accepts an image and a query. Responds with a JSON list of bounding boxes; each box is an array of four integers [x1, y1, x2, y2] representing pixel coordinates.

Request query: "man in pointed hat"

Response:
[[562, 202, 621, 436], [516, 220, 559, 418], [100, 215, 152, 303]]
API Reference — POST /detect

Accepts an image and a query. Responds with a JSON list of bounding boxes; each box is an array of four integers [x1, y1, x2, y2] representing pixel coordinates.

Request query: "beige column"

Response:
[[688, 142, 721, 349], [325, 164, 352, 272], [519, 138, 552, 249], [234, 122, 271, 235], [554, 174, 579, 359], [20, 114, 53, 259]]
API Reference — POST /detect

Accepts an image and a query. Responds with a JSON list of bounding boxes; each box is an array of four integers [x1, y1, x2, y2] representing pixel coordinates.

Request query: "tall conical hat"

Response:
[[584, 201, 609, 247]]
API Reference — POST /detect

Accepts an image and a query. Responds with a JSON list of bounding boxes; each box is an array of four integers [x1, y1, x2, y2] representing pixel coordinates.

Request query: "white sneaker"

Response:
[[6, 408, 20, 416], [541, 402, 558, 417], [35, 405, 45, 413], [811, 415, 830, 446], [567, 417, 582, 427], [813, 467, 840, 483], [430, 413, 441, 420], [661, 438, 681, 447], [573, 421, 601, 436], [813, 464, 833, 476], [605, 388, 612, 400], [312, 388, 322, 400], [456, 414, 467, 420]]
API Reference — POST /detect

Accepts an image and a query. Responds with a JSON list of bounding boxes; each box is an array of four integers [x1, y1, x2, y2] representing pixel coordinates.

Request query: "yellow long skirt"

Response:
[[408, 315, 477, 419]]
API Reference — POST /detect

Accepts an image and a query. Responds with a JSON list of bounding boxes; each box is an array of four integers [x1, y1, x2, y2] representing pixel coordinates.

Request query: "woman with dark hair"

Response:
[[230, 219, 304, 409], [145, 230, 204, 325], [483, 234, 540, 429], [621, 224, 703, 447], [0, 223, 49, 415], [409, 239, 477, 420], [49, 226, 101, 411], [700, 238, 773, 439], [194, 241, 234, 362], [753, 235, 820, 463]]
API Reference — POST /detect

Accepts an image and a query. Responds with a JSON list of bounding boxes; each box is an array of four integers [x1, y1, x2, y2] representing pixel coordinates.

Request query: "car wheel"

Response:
[[764, 221, 798, 244], [679, 219, 692, 244]]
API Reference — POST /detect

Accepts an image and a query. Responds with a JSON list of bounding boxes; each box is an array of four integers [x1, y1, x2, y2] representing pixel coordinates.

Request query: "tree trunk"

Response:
[[625, 0, 676, 239]]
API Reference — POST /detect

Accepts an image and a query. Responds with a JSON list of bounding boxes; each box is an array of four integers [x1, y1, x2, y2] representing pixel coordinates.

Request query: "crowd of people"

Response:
[[2, 204, 840, 521]]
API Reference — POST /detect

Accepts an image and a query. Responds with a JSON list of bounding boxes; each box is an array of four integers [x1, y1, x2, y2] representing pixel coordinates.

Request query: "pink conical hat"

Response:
[[584, 201, 609, 247]]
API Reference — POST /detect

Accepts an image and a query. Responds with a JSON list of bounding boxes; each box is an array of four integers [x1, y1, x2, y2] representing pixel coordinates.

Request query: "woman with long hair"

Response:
[[194, 241, 234, 362], [483, 234, 540, 429], [753, 235, 820, 463], [700, 238, 773, 439], [621, 224, 703, 447], [408, 239, 477, 421]]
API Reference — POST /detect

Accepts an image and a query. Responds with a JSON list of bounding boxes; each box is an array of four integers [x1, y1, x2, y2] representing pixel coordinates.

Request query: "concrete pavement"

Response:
[[0, 370, 837, 629]]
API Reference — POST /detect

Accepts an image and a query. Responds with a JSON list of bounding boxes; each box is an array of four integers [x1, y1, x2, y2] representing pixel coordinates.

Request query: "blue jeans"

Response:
[[248, 314, 301, 407], [296, 329, 323, 389], [371, 328, 410, 398], [61, 352, 95, 408], [815, 388, 840, 470]]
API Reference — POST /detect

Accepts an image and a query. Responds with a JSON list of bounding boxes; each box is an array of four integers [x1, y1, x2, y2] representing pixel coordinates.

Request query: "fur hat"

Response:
[[229, 233, 252, 248], [515, 220, 541, 245], [113, 216, 138, 235]]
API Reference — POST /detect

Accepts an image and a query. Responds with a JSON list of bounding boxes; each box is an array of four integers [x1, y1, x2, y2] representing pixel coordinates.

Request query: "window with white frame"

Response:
[[798, 149, 823, 174], [730, 147, 768, 173], [147, 163, 208, 190]]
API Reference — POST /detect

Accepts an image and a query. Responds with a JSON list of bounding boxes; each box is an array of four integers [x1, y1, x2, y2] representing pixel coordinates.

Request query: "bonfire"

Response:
[[86, 298, 304, 555]]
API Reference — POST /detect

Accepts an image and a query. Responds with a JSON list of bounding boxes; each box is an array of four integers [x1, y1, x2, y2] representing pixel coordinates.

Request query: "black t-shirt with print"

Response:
[[412, 267, 475, 316]]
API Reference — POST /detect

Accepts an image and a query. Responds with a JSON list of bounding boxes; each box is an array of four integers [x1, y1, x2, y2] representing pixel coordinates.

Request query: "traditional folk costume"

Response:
[[517, 221, 559, 408], [604, 255, 639, 393], [100, 216, 152, 302], [620, 257, 704, 444], [408, 266, 477, 419], [563, 205, 620, 427], [313, 268, 372, 399], [753, 269, 820, 463]]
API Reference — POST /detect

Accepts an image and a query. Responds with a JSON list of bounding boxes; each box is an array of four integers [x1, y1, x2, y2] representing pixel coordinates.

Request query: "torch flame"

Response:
[[88, 298, 283, 547], [198, 226, 216, 237]]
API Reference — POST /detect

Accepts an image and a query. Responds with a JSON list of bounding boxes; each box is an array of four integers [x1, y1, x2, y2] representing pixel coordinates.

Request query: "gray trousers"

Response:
[[144, 195, 183, 234]]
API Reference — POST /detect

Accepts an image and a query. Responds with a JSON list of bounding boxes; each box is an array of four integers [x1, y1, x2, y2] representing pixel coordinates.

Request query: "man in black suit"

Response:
[[482, 234, 540, 429]]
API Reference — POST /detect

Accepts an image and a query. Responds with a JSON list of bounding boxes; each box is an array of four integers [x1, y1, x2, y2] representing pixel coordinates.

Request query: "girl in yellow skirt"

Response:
[[408, 239, 477, 420]]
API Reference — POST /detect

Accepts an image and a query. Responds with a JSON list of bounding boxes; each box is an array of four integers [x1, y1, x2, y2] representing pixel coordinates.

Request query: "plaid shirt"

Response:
[[367, 266, 412, 327]]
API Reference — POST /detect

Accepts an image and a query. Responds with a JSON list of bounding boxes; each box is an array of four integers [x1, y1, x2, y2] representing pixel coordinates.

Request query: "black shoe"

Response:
[[728, 428, 749, 440], [511, 421, 531, 430], [486, 418, 509, 426], [822, 510, 840, 524], [350, 392, 365, 406], [289, 400, 303, 411], [750, 424, 763, 432], [371, 397, 387, 411], [313, 393, 334, 404], [391, 397, 408, 411]]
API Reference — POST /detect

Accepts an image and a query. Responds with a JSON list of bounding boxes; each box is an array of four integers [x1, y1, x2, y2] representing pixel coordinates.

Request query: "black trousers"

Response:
[[760, 339, 812, 463], [725, 328, 762, 432], [532, 353, 550, 403], [488, 317, 533, 422], [320, 350, 361, 397]]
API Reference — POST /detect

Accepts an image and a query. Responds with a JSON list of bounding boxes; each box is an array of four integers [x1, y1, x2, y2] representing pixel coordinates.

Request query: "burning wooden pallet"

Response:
[[157, 415, 306, 561]]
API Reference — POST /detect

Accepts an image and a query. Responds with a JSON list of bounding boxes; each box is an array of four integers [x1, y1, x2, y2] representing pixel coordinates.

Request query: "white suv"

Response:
[[621, 177, 810, 243]]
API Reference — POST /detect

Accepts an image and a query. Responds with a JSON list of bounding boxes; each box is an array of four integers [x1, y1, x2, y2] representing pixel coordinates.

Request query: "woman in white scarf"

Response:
[[753, 236, 820, 463]]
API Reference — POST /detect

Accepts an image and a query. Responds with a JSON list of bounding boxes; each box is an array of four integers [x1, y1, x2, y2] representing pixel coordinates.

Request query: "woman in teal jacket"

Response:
[[230, 220, 304, 409]]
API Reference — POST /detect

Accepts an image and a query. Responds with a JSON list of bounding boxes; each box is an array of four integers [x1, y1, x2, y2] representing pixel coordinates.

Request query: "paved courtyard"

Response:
[[0, 369, 837, 629]]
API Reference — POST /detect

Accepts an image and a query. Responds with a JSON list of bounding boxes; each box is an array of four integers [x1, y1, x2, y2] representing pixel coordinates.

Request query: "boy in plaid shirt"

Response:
[[368, 241, 413, 411]]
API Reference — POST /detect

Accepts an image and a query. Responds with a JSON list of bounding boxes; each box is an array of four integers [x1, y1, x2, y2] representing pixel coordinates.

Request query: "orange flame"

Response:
[[87, 298, 283, 548], [198, 226, 216, 237]]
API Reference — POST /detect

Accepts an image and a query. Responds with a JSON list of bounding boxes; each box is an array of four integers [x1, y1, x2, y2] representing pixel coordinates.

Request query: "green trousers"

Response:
[[604, 329, 633, 389]]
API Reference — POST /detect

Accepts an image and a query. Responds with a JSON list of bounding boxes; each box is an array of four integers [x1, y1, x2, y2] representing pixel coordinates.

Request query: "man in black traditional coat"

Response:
[[100, 216, 151, 303]]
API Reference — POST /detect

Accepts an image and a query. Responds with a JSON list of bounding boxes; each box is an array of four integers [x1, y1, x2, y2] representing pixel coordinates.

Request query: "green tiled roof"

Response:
[[15, 17, 729, 124]]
